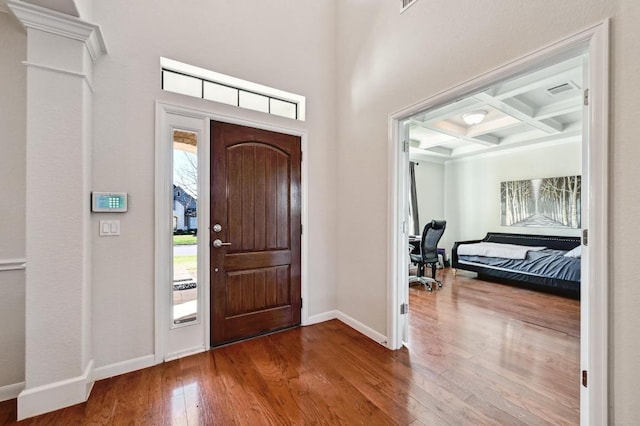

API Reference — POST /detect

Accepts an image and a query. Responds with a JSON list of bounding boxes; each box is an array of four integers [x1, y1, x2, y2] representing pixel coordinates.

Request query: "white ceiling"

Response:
[[409, 55, 585, 160]]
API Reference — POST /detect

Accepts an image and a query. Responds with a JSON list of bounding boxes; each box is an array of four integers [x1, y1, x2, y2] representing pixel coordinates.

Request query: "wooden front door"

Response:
[[210, 121, 301, 346]]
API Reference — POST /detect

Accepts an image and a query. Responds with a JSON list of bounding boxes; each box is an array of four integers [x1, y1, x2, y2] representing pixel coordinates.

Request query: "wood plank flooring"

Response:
[[0, 268, 580, 425]]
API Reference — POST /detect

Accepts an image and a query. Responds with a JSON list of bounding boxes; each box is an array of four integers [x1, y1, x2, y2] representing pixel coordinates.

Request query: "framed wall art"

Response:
[[500, 175, 581, 228]]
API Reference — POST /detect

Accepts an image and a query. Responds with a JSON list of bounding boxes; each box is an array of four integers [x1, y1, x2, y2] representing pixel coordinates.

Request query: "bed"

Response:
[[451, 232, 581, 298]]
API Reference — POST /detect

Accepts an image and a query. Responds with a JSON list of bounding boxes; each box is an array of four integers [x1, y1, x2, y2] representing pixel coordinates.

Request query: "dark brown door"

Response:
[[210, 121, 301, 346]]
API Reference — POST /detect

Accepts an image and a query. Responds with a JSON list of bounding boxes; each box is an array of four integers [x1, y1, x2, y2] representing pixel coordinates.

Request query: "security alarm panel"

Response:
[[92, 192, 128, 212]]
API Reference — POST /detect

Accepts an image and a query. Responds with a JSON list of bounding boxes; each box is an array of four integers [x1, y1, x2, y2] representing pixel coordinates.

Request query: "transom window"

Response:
[[161, 57, 306, 121]]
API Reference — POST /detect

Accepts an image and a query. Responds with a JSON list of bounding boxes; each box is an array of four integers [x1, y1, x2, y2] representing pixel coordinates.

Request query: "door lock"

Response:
[[213, 224, 222, 233], [212, 239, 231, 248]]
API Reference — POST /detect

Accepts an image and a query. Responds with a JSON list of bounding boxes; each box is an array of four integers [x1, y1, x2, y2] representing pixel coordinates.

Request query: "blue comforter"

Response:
[[457, 248, 580, 282]]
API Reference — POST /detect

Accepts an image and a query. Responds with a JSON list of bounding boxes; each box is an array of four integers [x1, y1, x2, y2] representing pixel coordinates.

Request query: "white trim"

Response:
[[155, 101, 310, 361], [307, 310, 389, 345], [0, 1, 9, 14], [154, 103, 169, 364], [22, 61, 94, 92], [201, 116, 212, 350], [0, 258, 26, 271], [17, 360, 94, 421], [92, 355, 156, 381], [8, 0, 107, 60], [165, 346, 206, 363], [582, 19, 609, 426], [306, 310, 338, 325], [386, 117, 404, 350], [387, 20, 609, 426], [155, 104, 209, 363], [0, 382, 24, 402], [336, 311, 387, 346]]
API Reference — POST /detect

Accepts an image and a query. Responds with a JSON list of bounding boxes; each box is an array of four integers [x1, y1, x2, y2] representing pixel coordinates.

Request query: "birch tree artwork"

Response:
[[500, 176, 581, 228]]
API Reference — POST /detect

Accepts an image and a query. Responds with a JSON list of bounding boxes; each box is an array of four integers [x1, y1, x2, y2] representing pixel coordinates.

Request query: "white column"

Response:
[[8, 1, 106, 420]]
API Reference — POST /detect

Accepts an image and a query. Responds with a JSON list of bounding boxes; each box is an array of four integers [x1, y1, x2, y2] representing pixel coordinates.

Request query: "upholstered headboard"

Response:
[[482, 232, 581, 251]]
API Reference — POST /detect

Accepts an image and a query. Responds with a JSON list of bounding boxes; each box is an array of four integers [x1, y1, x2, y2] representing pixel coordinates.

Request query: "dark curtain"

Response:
[[409, 162, 420, 235]]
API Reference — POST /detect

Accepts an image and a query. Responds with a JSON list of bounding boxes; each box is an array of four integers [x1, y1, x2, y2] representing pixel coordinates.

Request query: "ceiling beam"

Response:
[[474, 93, 563, 134], [535, 96, 582, 120], [414, 97, 482, 123], [466, 116, 521, 137], [409, 140, 452, 158], [425, 146, 453, 157], [410, 119, 499, 146]]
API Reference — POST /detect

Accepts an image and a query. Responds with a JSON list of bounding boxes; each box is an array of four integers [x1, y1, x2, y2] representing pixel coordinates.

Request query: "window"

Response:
[[161, 57, 306, 121], [172, 129, 199, 325], [408, 161, 420, 235]]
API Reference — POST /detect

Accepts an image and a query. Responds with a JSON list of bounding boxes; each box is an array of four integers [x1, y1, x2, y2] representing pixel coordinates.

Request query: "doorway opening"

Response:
[[388, 21, 609, 425]]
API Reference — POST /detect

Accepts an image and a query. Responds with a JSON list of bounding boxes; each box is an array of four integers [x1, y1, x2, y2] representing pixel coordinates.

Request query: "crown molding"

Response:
[[7, 0, 107, 60], [0, 258, 26, 271]]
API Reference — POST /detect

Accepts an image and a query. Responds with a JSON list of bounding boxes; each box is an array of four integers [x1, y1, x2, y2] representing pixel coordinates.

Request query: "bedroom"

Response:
[[409, 56, 584, 255], [407, 53, 584, 287], [405, 53, 584, 420]]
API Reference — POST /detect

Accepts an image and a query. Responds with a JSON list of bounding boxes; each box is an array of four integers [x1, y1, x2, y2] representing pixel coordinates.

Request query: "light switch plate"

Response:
[[99, 220, 120, 236]]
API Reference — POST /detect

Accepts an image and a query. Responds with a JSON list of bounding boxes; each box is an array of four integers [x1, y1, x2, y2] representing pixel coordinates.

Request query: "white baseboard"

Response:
[[335, 311, 388, 346], [304, 310, 338, 325], [304, 310, 387, 346], [18, 359, 94, 421], [93, 354, 156, 381], [0, 381, 24, 402], [165, 346, 206, 362]]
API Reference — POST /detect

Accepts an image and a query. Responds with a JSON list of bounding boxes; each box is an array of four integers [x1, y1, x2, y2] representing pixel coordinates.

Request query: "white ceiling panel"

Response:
[[409, 53, 586, 161]]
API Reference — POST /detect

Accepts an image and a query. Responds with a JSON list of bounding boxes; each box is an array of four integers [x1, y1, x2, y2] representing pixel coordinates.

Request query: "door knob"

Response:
[[212, 239, 232, 248]]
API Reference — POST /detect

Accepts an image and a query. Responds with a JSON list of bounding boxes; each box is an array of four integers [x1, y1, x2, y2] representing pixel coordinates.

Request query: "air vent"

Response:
[[401, 0, 418, 11], [547, 81, 579, 96]]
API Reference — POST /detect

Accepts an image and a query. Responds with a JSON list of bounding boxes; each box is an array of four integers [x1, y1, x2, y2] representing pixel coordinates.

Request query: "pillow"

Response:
[[564, 246, 582, 258]]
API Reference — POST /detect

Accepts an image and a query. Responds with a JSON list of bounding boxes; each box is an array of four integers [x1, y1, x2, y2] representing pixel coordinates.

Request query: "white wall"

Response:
[[442, 141, 582, 251], [0, 10, 26, 390], [336, 0, 639, 423], [90, 0, 338, 368]]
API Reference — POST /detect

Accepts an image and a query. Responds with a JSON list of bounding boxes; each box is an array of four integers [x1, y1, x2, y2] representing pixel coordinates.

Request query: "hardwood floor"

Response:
[[0, 268, 580, 425]]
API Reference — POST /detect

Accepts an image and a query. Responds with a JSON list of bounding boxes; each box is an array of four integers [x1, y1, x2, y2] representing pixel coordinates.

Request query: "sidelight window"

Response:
[[172, 129, 199, 325]]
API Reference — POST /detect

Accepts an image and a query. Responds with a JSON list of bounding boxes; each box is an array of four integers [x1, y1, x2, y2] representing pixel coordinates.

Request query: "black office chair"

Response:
[[409, 220, 446, 291]]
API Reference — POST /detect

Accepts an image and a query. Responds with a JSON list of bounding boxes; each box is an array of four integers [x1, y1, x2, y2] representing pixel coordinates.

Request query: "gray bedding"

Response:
[[457, 248, 581, 283]]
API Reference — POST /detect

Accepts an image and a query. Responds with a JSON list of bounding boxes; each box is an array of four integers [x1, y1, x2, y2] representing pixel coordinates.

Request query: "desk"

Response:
[[408, 237, 449, 267], [408, 236, 421, 255]]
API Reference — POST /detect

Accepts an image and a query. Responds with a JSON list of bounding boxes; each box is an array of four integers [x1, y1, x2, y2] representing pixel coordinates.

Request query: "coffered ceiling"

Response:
[[409, 55, 585, 160]]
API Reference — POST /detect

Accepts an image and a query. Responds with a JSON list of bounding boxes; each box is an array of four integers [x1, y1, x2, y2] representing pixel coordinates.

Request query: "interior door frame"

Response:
[[387, 20, 609, 425], [155, 101, 309, 362]]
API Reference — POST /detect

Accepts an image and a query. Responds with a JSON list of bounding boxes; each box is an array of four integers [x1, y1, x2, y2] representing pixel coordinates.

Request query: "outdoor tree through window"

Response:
[[172, 129, 199, 325]]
